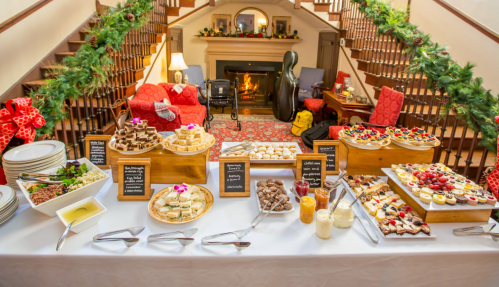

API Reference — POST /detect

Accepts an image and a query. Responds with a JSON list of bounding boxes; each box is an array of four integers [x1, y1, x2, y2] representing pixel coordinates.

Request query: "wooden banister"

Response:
[[0, 0, 53, 34], [295, 0, 301, 9], [433, 0, 499, 44], [340, 45, 374, 106]]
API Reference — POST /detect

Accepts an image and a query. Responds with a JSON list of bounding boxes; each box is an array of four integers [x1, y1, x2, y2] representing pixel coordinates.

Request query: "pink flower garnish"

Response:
[[174, 184, 188, 194], [131, 117, 141, 124], [187, 124, 196, 129]]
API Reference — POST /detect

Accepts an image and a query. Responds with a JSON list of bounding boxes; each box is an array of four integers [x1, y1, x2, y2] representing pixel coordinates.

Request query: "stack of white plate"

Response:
[[0, 185, 19, 225], [2, 141, 66, 189]]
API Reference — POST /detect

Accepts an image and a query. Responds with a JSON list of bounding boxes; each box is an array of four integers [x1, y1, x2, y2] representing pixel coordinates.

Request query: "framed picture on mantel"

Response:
[[212, 14, 231, 34], [272, 16, 291, 36]]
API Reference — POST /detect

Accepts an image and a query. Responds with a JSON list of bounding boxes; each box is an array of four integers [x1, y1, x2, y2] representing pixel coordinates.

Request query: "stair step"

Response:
[[435, 126, 481, 140], [55, 52, 77, 63], [329, 12, 341, 21], [68, 40, 85, 52], [179, 0, 195, 8], [314, 3, 331, 12], [441, 149, 495, 168], [167, 7, 180, 16], [23, 79, 47, 93]]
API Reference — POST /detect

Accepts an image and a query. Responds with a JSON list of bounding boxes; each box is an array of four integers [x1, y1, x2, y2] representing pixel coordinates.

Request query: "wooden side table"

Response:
[[321, 91, 372, 124]]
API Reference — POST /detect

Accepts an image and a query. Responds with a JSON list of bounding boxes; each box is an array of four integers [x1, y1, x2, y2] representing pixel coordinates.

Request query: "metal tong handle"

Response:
[[93, 226, 145, 240], [354, 210, 379, 244], [251, 196, 286, 228], [147, 237, 195, 246], [202, 231, 236, 242], [18, 177, 62, 184], [19, 173, 64, 178]]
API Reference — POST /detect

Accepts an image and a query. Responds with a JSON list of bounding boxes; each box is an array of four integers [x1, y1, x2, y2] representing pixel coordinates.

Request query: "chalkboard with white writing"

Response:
[[301, 160, 322, 188], [89, 140, 107, 165], [318, 145, 336, 171], [123, 165, 145, 196], [224, 162, 245, 192]]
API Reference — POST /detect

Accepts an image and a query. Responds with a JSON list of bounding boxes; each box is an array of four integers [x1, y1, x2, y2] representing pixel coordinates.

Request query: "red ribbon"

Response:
[[0, 98, 46, 154]]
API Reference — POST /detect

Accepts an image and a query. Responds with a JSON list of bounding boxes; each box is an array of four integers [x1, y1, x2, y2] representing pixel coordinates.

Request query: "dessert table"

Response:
[[0, 163, 498, 286]]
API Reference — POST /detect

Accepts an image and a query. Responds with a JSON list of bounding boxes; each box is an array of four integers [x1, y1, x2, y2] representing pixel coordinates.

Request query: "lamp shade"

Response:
[[168, 53, 188, 71]]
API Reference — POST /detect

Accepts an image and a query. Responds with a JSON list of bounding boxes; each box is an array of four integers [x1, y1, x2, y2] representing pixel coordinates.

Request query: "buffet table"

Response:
[[0, 163, 498, 286]]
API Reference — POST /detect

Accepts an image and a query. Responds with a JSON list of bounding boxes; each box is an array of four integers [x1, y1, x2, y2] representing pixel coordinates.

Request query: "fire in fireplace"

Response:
[[224, 66, 274, 107]]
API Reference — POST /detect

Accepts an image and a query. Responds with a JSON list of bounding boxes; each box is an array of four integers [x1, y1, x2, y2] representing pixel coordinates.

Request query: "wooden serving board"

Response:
[[338, 140, 433, 176], [382, 168, 494, 223], [110, 145, 210, 184]]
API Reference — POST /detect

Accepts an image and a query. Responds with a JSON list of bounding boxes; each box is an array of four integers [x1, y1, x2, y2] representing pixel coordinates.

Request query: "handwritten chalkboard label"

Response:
[[89, 140, 107, 165], [123, 165, 145, 196], [318, 145, 336, 171], [302, 160, 322, 188], [224, 162, 245, 192]]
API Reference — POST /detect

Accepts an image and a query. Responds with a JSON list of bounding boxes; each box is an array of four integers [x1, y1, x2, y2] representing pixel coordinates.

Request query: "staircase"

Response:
[[1, 0, 209, 160], [295, 0, 495, 182]]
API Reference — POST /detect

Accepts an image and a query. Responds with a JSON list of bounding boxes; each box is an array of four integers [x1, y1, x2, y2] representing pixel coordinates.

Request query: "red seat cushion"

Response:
[[177, 105, 206, 126], [329, 126, 343, 140], [134, 83, 171, 103], [333, 71, 350, 93], [369, 86, 404, 127], [158, 83, 200, 106], [304, 98, 334, 114]]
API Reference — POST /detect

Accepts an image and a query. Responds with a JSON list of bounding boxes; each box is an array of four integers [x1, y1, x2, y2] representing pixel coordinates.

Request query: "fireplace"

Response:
[[217, 61, 282, 107]]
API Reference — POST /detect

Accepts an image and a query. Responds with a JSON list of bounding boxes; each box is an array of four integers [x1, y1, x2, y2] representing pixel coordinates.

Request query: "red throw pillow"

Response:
[[134, 83, 171, 103], [159, 83, 200, 106]]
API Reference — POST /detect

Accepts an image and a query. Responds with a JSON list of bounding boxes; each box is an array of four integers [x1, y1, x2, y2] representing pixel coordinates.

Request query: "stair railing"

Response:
[[339, 0, 491, 182]]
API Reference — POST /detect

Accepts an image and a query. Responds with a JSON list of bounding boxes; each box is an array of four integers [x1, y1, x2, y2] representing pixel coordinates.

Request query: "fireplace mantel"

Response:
[[198, 37, 302, 79]]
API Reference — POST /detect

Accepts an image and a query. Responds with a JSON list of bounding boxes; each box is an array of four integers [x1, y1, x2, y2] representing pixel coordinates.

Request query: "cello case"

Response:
[[273, 50, 299, 122]]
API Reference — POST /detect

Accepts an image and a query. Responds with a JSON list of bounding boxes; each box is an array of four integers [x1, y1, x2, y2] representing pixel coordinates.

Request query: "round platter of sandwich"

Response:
[[387, 127, 440, 151], [162, 124, 216, 155], [148, 184, 214, 224], [338, 125, 391, 150]]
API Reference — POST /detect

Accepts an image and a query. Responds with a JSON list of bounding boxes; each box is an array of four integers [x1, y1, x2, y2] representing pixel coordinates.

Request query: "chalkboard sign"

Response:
[[219, 156, 250, 197], [313, 140, 340, 175], [296, 154, 327, 192], [118, 158, 153, 201], [123, 165, 146, 195], [85, 135, 111, 168]]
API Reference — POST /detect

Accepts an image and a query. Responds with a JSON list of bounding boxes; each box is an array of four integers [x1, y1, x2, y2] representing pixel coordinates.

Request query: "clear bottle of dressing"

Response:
[[316, 209, 334, 239], [332, 199, 354, 228]]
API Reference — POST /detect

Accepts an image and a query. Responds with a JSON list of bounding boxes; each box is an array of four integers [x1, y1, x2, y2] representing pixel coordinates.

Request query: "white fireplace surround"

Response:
[[199, 37, 302, 79]]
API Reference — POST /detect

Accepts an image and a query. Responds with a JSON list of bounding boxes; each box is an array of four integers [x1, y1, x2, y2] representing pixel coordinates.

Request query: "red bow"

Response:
[[0, 98, 46, 154]]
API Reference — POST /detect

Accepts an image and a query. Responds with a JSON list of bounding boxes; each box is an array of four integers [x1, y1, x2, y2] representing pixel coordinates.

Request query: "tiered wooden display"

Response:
[[110, 145, 210, 184], [338, 140, 434, 175]]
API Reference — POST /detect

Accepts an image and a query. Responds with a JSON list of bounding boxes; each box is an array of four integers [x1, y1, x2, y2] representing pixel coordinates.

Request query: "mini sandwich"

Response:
[[177, 145, 188, 152], [154, 198, 166, 209], [181, 209, 192, 219], [186, 184, 200, 194], [190, 193, 200, 202], [116, 143, 128, 151], [136, 128, 146, 136], [179, 192, 192, 202], [159, 207, 170, 216], [187, 146, 196, 151], [141, 120, 148, 125], [191, 202, 203, 213], [164, 192, 178, 204], [188, 138, 201, 146], [169, 201, 180, 208], [177, 139, 187, 146], [137, 123, 145, 129], [125, 134, 136, 143], [180, 201, 191, 210], [146, 126, 156, 133], [166, 210, 180, 220]]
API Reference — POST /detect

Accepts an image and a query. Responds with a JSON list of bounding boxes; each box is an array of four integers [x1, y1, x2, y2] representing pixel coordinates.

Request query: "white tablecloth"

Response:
[[1, 163, 498, 286]]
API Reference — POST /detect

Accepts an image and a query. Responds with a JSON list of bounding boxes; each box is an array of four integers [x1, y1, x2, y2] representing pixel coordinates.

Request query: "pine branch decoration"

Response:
[[88, 35, 97, 47]]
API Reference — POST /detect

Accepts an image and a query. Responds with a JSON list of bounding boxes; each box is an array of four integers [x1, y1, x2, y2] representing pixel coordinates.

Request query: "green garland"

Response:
[[31, 0, 155, 137], [351, 0, 499, 153], [196, 27, 300, 39]]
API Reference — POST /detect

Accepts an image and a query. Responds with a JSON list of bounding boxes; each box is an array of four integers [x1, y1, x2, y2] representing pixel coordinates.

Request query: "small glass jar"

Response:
[[323, 180, 336, 202], [314, 188, 330, 211], [332, 199, 354, 229], [316, 209, 334, 239], [300, 196, 316, 224], [294, 180, 310, 203], [334, 83, 342, 94], [346, 93, 354, 103]]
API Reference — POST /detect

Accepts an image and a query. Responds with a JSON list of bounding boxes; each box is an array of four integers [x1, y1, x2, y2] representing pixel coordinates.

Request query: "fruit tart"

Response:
[[339, 125, 390, 146], [387, 127, 440, 147]]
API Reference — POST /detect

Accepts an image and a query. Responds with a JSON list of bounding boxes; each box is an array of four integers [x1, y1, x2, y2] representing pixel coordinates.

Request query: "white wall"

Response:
[[182, 3, 322, 79], [0, 0, 96, 96], [444, 0, 499, 32], [0, 0, 39, 23]]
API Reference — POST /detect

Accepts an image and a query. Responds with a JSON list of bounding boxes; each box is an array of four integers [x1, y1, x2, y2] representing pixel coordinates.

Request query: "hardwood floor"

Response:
[[210, 106, 274, 115]]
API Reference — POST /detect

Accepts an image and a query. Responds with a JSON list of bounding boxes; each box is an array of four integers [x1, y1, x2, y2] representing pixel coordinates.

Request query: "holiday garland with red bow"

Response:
[[196, 27, 300, 39]]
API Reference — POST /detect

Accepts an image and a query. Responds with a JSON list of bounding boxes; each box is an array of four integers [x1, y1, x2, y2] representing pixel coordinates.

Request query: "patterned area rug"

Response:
[[209, 115, 312, 161]]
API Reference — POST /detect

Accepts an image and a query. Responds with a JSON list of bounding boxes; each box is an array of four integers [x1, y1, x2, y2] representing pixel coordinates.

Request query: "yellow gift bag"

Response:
[[292, 110, 313, 136]]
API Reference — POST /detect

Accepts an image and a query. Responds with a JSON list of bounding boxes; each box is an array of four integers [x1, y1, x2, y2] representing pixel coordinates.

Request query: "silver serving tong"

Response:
[[251, 196, 286, 228], [56, 220, 76, 251], [18, 176, 62, 184], [220, 142, 254, 154], [93, 226, 145, 247], [453, 224, 499, 242], [328, 169, 347, 202], [147, 228, 198, 246], [201, 230, 252, 251], [19, 173, 64, 178]]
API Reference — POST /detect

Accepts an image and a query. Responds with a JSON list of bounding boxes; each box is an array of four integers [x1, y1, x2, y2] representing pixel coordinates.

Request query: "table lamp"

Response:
[[169, 53, 188, 84]]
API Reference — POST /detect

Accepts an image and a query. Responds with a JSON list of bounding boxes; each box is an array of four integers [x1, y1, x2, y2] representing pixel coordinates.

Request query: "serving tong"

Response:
[[220, 142, 254, 154], [202, 196, 286, 251], [147, 228, 198, 246], [93, 226, 145, 247], [453, 224, 499, 242]]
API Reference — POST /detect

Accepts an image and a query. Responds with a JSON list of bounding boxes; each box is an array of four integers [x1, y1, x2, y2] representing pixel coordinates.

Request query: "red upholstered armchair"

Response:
[[129, 83, 207, 132], [303, 71, 350, 120], [329, 86, 405, 139]]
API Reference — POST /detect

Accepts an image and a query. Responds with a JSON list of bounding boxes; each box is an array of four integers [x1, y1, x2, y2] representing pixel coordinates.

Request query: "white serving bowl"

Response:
[[56, 196, 107, 233], [17, 158, 109, 217]]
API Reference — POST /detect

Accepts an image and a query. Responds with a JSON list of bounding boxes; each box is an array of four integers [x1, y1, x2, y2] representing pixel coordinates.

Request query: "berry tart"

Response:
[[339, 125, 390, 148], [387, 127, 440, 148]]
